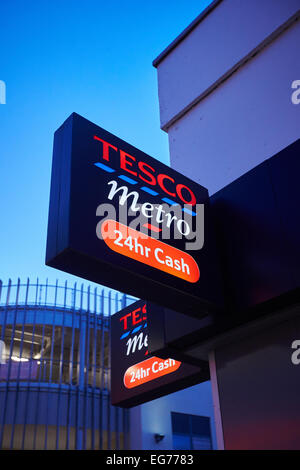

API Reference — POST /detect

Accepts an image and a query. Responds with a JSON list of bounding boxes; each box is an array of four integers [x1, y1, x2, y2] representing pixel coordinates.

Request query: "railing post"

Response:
[[76, 284, 87, 450]]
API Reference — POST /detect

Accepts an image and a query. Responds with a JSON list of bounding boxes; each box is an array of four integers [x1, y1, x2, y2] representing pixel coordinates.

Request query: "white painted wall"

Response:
[[156, 0, 300, 130], [155, 2, 300, 195], [130, 381, 217, 450]]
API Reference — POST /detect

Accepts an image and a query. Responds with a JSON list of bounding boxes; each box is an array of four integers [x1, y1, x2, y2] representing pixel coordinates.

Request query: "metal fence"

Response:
[[0, 279, 136, 450]]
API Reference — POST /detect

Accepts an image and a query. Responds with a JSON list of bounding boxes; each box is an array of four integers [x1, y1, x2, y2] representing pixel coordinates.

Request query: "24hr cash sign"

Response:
[[46, 113, 223, 317]]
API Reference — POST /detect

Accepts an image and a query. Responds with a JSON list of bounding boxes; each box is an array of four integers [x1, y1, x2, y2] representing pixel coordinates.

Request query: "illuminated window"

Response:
[[0, 323, 109, 387], [171, 412, 212, 450]]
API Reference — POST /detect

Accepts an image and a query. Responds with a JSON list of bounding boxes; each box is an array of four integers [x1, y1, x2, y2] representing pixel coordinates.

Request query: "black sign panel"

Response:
[[211, 137, 300, 314], [46, 112, 223, 317], [110, 300, 208, 408], [146, 139, 300, 365]]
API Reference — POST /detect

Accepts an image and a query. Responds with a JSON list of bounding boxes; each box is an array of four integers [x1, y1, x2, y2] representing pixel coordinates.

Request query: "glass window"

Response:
[[172, 411, 190, 434], [173, 434, 191, 450], [171, 412, 212, 450]]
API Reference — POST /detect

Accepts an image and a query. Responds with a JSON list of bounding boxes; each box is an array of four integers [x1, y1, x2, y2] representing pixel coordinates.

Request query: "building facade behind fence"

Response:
[[0, 279, 135, 450]]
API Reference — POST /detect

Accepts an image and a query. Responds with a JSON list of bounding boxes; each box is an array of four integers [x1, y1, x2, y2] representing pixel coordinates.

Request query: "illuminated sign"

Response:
[[46, 112, 223, 317], [101, 220, 200, 283], [111, 300, 208, 407]]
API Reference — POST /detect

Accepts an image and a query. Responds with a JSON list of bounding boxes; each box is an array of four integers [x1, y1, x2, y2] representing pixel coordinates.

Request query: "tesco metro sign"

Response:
[[46, 112, 223, 317]]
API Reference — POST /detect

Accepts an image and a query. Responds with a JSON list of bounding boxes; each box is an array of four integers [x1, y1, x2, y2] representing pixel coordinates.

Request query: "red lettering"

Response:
[[142, 303, 147, 321], [120, 305, 147, 330], [94, 135, 118, 161], [157, 174, 176, 197], [138, 161, 156, 186], [93, 136, 198, 205], [119, 313, 132, 330], [176, 184, 197, 206], [120, 150, 137, 176], [132, 308, 142, 326]]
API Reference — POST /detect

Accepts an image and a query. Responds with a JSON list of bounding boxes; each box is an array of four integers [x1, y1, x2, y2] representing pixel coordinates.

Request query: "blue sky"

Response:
[[0, 0, 212, 290]]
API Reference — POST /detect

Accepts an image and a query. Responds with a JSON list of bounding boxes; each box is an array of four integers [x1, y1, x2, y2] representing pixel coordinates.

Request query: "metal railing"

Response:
[[0, 279, 136, 314], [0, 278, 136, 450]]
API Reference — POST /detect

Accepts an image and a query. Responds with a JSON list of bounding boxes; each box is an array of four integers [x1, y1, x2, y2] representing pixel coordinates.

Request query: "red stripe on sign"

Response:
[[142, 223, 162, 233]]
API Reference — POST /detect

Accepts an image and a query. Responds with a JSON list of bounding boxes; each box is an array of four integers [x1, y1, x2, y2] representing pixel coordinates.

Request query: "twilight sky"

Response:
[[0, 0, 213, 291]]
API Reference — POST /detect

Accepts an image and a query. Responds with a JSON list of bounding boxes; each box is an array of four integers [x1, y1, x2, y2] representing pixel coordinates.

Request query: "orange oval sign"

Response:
[[124, 357, 181, 389], [101, 220, 200, 283]]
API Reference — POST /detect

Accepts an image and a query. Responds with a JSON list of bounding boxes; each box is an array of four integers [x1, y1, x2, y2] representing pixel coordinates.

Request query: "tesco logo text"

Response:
[[94, 135, 197, 206], [120, 304, 147, 332]]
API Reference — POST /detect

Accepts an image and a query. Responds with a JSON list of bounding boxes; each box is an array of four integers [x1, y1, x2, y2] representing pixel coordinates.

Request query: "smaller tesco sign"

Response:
[[111, 300, 206, 407]]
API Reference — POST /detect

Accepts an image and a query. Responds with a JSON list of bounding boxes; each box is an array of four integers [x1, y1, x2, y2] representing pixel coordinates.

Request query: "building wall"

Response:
[[215, 309, 300, 450], [156, 0, 300, 130], [130, 381, 217, 450], [153, 0, 300, 450], [154, 0, 300, 195]]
